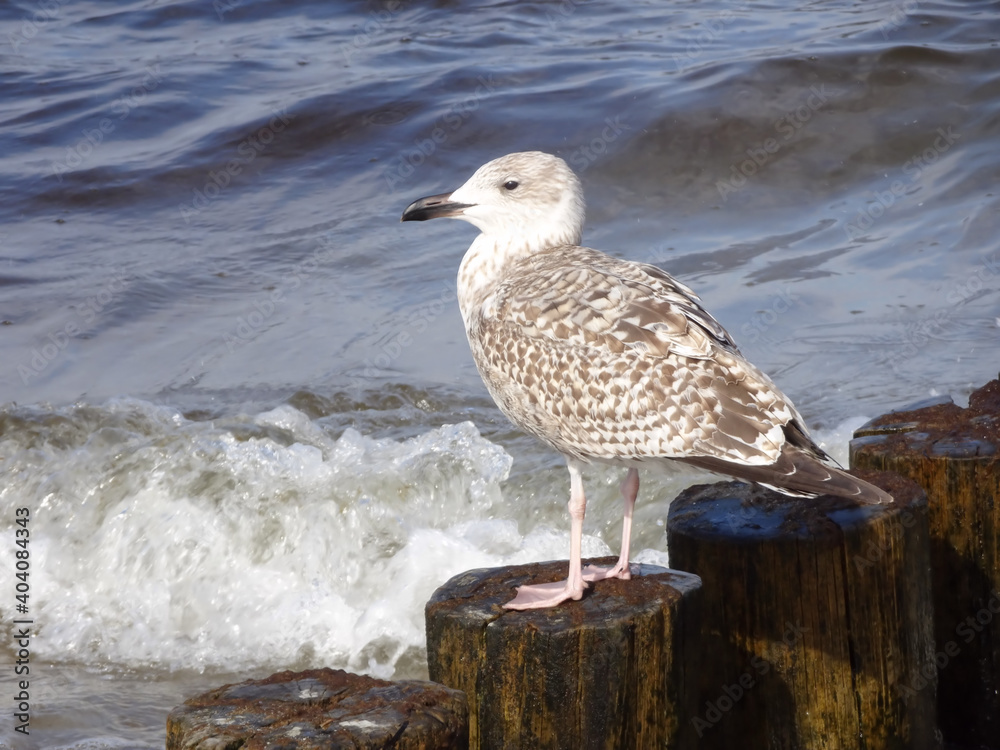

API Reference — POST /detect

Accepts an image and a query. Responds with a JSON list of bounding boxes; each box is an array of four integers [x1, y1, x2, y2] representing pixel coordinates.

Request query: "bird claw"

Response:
[[582, 561, 637, 582], [503, 580, 586, 610]]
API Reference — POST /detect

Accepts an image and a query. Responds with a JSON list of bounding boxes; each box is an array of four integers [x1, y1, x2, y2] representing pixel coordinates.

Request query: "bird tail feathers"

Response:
[[677, 448, 893, 505]]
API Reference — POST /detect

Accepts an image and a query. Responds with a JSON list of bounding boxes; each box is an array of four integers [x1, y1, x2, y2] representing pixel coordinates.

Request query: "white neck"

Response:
[[456, 216, 584, 325], [457, 233, 524, 326]]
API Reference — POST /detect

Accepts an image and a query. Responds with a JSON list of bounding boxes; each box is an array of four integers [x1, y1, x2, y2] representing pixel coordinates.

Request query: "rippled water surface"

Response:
[[0, 0, 998, 746]]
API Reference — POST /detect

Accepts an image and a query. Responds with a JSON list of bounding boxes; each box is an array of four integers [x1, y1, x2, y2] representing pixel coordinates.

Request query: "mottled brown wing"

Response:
[[471, 245, 805, 467], [495, 247, 740, 360]]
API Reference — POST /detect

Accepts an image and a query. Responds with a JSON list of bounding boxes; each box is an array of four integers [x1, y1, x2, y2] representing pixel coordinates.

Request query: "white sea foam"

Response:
[[0, 398, 614, 677], [813, 415, 874, 467]]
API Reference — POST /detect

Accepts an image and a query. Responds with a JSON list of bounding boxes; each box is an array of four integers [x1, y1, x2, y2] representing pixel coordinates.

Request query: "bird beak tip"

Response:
[[401, 192, 473, 222]]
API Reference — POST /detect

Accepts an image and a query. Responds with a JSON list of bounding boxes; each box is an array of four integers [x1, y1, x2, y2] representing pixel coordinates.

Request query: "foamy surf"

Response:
[[0, 398, 621, 679]]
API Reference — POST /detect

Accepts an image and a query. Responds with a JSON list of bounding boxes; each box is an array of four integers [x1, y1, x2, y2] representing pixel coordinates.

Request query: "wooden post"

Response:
[[851, 377, 1000, 748], [666, 474, 939, 750], [166, 668, 468, 749], [425, 558, 702, 750]]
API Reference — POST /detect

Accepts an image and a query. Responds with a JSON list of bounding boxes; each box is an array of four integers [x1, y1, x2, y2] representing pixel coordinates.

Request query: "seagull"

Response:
[[401, 151, 892, 610]]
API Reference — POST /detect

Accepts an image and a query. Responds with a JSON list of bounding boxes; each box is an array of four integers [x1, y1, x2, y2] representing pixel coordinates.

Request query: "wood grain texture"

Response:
[[851, 377, 1000, 748], [667, 475, 938, 750], [166, 668, 468, 750], [425, 559, 702, 750]]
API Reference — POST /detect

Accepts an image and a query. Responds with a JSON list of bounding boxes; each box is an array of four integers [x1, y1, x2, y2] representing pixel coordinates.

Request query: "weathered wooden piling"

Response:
[[425, 558, 702, 750], [667, 474, 938, 750], [166, 667, 468, 749], [851, 377, 1000, 748]]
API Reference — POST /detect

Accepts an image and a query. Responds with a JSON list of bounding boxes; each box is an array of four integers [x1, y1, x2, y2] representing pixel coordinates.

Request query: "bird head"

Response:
[[401, 151, 586, 252]]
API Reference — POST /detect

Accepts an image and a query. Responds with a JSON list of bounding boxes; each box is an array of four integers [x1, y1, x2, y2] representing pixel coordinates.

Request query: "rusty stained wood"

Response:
[[425, 559, 702, 750], [667, 473, 938, 750], [851, 377, 1000, 749], [166, 667, 468, 750]]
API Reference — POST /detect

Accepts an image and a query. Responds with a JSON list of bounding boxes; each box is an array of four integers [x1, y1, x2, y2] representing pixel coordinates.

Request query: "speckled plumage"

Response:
[[403, 151, 891, 609], [468, 246, 791, 466]]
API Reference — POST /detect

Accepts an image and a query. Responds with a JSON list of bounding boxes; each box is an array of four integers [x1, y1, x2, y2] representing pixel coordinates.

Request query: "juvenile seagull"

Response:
[[402, 151, 892, 610]]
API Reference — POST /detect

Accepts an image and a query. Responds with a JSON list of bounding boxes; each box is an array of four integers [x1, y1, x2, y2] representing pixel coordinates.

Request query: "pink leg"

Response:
[[504, 459, 588, 610], [583, 468, 638, 582]]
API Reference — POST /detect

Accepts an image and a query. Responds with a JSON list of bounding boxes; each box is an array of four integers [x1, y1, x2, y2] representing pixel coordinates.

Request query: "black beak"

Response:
[[400, 192, 473, 222]]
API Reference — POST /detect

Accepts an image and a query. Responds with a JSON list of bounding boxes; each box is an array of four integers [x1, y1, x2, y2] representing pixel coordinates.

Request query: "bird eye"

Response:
[[503, 180, 519, 191]]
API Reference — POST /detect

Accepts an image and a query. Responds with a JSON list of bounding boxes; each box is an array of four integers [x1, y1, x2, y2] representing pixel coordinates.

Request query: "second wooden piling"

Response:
[[851, 378, 1000, 748], [667, 473, 938, 749]]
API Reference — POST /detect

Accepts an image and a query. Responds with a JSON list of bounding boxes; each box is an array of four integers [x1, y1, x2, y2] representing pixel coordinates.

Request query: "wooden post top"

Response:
[[667, 471, 925, 545], [426, 558, 701, 627], [166, 668, 468, 749], [852, 376, 999, 459]]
